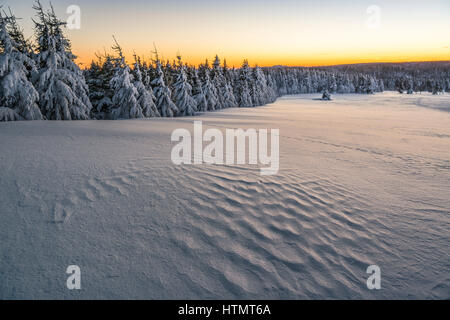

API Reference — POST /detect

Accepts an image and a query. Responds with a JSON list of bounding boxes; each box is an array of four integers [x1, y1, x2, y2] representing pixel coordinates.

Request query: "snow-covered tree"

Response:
[[200, 64, 218, 111], [108, 38, 142, 119], [367, 76, 378, 94], [221, 60, 238, 108], [162, 60, 175, 88], [265, 73, 278, 102], [395, 78, 404, 94], [172, 57, 196, 116], [85, 54, 115, 119], [141, 62, 153, 92], [223, 81, 238, 109], [85, 59, 103, 115], [32, 1, 91, 120], [133, 55, 159, 117], [251, 66, 271, 106], [432, 82, 443, 95], [210, 55, 227, 109], [0, 11, 42, 121], [152, 61, 178, 117], [4, 11, 32, 56], [286, 70, 299, 95], [378, 79, 384, 92], [191, 68, 207, 112], [235, 60, 253, 107], [406, 78, 414, 94]]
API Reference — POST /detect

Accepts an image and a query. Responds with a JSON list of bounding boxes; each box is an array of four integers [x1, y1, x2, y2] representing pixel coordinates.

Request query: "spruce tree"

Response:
[[133, 55, 159, 117], [172, 56, 196, 116], [0, 11, 42, 121], [221, 59, 238, 108], [210, 55, 226, 109], [252, 66, 270, 106], [85, 57, 107, 119], [201, 63, 218, 111], [152, 61, 178, 117], [235, 60, 253, 107], [109, 38, 142, 119], [32, 1, 91, 120], [191, 69, 207, 112], [93, 54, 115, 119]]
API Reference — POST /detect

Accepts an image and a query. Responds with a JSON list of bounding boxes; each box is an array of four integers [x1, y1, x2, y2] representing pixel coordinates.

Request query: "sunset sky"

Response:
[[3, 0, 450, 67]]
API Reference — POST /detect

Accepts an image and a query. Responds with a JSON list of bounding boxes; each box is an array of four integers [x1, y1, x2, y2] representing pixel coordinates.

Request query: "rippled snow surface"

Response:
[[1, 92, 449, 299]]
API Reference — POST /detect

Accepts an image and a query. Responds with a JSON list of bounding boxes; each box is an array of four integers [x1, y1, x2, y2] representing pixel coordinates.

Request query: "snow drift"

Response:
[[0, 92, 449, 299]]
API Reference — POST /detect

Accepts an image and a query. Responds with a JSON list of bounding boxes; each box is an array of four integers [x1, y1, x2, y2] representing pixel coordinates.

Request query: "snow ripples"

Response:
[[1, 93, 449, 299], [120, 161, 393, 299]]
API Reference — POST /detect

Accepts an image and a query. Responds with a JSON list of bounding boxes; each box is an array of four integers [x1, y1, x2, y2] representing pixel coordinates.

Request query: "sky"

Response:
[[2, 0, 450, 67]]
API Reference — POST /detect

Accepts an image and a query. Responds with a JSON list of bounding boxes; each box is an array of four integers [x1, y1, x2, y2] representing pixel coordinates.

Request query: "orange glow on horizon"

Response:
[[73, 49, 450, 69], [3, 0, 448, 69]]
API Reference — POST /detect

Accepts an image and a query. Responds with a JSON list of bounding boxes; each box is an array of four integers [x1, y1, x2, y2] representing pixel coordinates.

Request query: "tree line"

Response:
[[1, 1, 449, 121], [319, 62, 450, 95]]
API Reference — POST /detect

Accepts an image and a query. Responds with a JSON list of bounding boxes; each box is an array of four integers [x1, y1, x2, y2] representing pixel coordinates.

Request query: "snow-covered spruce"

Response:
[[109, 39, 143, 119], [85, 55, 115, 119], [235, 60, 253, 107], [190, 68, 208, 112], [210, 55, 227, 109], [4, 10, 34, 56], [221, 60, 238, 108], [286, 69, 299, 95], [251, 66, 272, 106], [223, 81, 238, 109], [152, 62, 178, 117], [133, 56, 160, 118], [0, 12, 42, 121], [265, 74, 278, 102], [172, 58, 196, 116], [32, 2, 92, 120], [200, 63, 218, 111]]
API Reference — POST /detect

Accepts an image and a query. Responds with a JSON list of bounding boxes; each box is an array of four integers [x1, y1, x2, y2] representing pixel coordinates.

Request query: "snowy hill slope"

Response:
[[0, 92, 449, 299]]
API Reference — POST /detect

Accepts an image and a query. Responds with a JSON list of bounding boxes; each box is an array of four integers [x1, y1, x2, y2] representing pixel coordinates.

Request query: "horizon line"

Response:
[[77, 58, 450, 69]]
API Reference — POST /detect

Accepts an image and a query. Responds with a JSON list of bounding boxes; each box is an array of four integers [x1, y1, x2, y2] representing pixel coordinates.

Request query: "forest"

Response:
[[1, 1, 449, 121]]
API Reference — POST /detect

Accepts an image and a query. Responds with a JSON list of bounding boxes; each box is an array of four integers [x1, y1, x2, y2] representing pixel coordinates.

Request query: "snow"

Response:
[[0, 92, 449, 299]]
